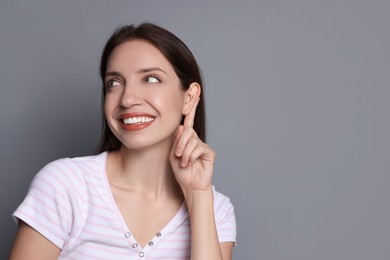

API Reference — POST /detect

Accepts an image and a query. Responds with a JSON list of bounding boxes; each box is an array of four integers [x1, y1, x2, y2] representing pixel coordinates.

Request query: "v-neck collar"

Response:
[[99, 152, 189, 252]]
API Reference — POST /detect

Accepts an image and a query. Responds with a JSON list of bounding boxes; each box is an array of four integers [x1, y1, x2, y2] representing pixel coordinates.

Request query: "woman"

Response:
[[9, 23, 236, 259]]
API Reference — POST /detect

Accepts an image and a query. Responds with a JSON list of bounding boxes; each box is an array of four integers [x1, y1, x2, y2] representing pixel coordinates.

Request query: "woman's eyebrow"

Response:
[[105, 67, 167, 78], [105, 71, 123, 78], [136, 67, 167, 75]]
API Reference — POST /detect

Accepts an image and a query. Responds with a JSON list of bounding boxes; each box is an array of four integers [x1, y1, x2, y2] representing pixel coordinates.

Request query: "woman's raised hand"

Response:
[[170, 97, 215, 193]]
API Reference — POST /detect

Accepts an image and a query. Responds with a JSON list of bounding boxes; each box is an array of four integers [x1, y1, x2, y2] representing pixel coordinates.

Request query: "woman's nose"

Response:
[[120, 85, 143, 108]]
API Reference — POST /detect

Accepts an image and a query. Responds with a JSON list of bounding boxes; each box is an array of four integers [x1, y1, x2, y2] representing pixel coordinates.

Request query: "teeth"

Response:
[[123, 117, 154, 125]]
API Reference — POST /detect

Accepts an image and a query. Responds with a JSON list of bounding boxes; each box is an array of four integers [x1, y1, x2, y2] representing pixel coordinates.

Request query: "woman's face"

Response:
[[104, 40, 185, 150]]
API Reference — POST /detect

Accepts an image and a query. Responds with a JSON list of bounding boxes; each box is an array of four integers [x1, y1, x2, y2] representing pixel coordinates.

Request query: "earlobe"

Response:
[[183, 82, 201, 115]]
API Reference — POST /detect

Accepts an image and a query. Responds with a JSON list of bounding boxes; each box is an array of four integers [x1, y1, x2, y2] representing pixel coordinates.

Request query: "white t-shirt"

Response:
[[13, 152, 236, 259]]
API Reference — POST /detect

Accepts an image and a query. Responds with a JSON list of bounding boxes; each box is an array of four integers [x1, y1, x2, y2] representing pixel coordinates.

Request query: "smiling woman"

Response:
[[103, 40, 187, 149], [9, 23, 236, 260], [98, 23, 207, 153]]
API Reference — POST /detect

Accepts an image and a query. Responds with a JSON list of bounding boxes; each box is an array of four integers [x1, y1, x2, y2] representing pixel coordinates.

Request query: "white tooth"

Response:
[[123, 116, 154, 125]]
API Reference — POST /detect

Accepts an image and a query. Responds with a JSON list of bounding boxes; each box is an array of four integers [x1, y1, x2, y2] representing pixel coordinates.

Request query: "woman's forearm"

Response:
[[184, 188, 223, 260]]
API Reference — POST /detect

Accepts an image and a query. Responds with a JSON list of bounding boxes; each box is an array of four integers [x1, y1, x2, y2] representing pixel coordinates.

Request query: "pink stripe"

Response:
[[84, 181, 105, 188], [76, 159, 102, 177], [78, 160, 102, 180], [82, 162, 101, 174], [79, 227, 123, 240], [170, 230, 191, 236], [214, 197, 229, 215], [22, 196, 71, 227], [58, 256, 78, 260], [80, 243, 132, 256], [58, 159, 84, 185], [69, 250, 123, 260], [162, 239, 190, 243], [148, 254, 190, 260], [48, 160, 111, 215], [153, 246, 189, 252], [17, 204, 65, 229], [82, 225, 120, 236], [48, 163, 85, 200], [28, 185, 71, 214], [44, 164, 111, 215], [15, 209, 64, 245], [87, 208, 117, 222], [218, 226, 236, 232], [87, 199, 113, 212], [33, 173, 68, 203], [38, 169, 85, 215], [42, 164, 108, 213], [85, 218, 120, 230]]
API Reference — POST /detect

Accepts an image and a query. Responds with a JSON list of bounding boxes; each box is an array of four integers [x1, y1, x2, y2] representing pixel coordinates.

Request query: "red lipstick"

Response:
[[119, 113, 156, 131]]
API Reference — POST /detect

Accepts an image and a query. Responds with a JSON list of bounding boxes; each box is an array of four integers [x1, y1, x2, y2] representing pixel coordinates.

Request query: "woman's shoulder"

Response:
[[40, 152, 106, 173], [44, 152, 106, 168], [212, 186, 235, 211], [33, 152, 107, 187], [12, 153, 108, 249]]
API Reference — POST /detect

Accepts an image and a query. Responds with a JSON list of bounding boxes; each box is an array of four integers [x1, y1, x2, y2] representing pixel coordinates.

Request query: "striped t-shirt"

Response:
[[13, 152, 236, 259]]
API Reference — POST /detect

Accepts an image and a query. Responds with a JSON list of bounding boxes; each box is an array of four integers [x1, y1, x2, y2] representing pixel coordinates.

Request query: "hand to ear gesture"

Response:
[[170, 97, 215, 193]]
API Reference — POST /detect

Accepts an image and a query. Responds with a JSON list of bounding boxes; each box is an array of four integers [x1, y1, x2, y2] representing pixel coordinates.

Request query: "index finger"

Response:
[[183, 97, 200, 128]]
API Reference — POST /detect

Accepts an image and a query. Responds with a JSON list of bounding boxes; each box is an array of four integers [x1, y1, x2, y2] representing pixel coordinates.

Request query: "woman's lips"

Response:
[[119, 113, 156, 131]]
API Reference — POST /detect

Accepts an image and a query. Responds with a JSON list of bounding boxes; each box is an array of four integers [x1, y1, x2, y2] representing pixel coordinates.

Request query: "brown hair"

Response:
[[96, 23, 206, 153]]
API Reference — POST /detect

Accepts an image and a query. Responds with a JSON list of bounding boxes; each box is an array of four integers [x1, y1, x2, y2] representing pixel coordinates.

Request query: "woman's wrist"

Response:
[[182, 186, 214, 214]]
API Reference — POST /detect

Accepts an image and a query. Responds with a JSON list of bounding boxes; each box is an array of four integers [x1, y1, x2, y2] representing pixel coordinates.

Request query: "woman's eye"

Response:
[[144, 76, 160, 83], [106, 79, 121, 88]]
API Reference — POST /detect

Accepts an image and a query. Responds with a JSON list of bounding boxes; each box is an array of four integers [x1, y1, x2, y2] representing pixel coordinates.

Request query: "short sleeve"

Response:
[[213, 189, 237, 244], [13, 159, 76, 249]]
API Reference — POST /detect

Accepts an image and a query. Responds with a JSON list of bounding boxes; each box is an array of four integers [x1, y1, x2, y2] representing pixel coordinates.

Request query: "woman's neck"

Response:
[[106, 140, 182, 201]]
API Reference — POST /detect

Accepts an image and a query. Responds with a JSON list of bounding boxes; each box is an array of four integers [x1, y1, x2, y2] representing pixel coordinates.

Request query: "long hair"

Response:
[[96, 23, 206, 153]]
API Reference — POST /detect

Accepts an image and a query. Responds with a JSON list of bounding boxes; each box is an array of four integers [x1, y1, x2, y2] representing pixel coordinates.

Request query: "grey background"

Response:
[[1, 0, 389, 259]]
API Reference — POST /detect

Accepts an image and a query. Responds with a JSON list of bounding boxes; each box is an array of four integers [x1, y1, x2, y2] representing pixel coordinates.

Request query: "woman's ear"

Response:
[[183, 82, 201, 115]]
